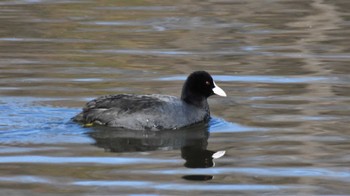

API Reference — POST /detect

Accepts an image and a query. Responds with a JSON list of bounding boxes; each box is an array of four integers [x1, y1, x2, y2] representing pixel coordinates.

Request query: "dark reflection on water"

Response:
[[89, 124, 210, 153], [182, 175, 213, 181], [89, 122, 225, 171]]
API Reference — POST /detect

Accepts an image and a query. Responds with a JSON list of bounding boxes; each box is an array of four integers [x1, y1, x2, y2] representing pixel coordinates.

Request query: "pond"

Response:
[[0, 0, 349, 195]]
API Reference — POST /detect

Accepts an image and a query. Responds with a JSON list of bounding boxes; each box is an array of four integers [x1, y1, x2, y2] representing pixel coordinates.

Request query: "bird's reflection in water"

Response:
[[88, 122, 225, 181]]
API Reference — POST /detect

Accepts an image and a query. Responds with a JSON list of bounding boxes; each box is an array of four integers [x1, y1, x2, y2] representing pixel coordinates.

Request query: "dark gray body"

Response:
[[73, 94, 210, 131]]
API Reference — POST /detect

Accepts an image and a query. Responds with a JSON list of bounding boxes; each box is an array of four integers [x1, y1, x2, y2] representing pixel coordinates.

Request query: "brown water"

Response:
[[1, 0, 350, 195]]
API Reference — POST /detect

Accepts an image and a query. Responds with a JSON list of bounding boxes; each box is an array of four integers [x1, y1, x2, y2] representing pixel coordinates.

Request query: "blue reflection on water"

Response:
[[0, 97, 92, 144], [73, 180, 305, 191], [209, 117, 261, 133], [0, 155, 179, 165], [0, 175, 51, 184], [157, 75, 328, 84], [127, 167, 350, 182]]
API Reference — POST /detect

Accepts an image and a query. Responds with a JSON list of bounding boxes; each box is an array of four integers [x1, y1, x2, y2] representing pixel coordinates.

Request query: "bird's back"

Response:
[[73, 94, 209, 130]]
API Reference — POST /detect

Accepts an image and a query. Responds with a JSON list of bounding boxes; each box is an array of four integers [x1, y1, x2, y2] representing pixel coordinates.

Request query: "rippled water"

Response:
[[1, 0, 350, 195]]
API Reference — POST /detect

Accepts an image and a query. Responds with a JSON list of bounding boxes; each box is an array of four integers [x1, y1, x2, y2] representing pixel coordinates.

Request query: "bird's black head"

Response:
[[181, 71, 226, 106]]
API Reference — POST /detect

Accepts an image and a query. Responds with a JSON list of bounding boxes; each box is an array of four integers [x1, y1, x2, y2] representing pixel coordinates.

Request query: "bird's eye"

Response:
[[205, 81, 210, 85]]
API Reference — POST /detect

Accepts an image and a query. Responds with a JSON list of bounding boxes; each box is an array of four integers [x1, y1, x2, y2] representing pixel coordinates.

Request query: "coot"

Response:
[[73, 71, 226, 130]]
